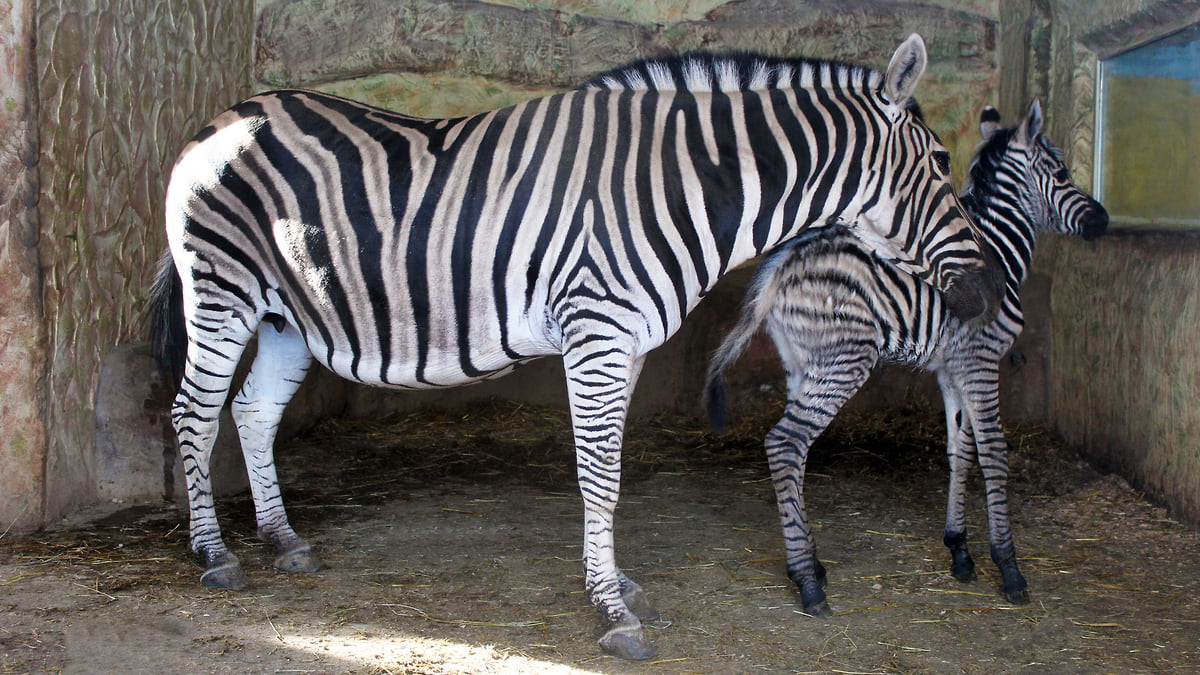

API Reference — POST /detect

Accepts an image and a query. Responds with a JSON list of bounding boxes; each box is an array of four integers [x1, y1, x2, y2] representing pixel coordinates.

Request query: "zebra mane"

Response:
[[581, 52, 882, 94], [961, 124, 1064, 206]]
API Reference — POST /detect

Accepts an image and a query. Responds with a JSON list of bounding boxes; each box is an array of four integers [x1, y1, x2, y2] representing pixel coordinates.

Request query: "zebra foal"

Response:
[[148, 35, 997, 659], [705, 101, 1108, 616]]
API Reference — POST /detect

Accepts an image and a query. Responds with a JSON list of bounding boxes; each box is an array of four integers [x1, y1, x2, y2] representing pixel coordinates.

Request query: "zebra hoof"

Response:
[[797, 578, 833, 617], [275, 545, 324, 574], [950, 552, 977, 582], [598, 619, 658, 661], [1004, 586, 1031, 605], [1000, 568, 1029, 605], [200, 555, 250, 590], [620, 580, 660, 622]]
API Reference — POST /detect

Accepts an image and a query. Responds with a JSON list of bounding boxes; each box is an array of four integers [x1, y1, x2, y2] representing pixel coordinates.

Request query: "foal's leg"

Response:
[[768, 341, 876, 616], [231, 318, 321, 574], [945, 363, 1029, 604], [937, 371, 978, 582]]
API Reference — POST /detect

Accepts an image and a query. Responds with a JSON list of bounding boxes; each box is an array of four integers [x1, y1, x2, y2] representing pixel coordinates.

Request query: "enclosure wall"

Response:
[[0, 0, 256, 531], [1019, 0, 1200, 526], [0, 0, 43, 533]]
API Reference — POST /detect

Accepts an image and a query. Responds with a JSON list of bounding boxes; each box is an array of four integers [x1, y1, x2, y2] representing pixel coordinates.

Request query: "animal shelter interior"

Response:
[[1, 0, 1199, 672]]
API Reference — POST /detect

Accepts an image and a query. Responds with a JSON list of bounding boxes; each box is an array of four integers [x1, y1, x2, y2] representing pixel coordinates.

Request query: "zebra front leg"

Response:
[[977, 435, 1028, 604], [563, 347, 656, 661], [232, 318, 322, 575], [955, 367, 1029, 604]]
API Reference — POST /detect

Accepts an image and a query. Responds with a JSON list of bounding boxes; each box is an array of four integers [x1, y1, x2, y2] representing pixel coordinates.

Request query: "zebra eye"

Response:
[[932, 151, 951, 175], [1054, 168, 1070, 182]]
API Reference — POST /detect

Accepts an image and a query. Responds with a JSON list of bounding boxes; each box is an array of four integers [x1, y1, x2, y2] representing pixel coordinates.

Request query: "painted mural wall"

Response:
[[1026, 0, 1200, 525], [0, 0, 256, 530]]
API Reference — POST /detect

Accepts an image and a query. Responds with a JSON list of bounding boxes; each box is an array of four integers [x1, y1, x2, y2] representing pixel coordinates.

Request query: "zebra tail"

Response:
[[703, 244, 793, 432], [147, 249, 187, 391]]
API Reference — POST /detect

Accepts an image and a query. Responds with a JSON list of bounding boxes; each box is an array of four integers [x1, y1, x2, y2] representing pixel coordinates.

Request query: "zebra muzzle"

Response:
[[943, 254, 1004, 327]]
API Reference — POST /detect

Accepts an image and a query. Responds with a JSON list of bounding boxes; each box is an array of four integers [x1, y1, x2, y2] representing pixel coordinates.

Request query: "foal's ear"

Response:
[[1016, 99, 1044, 145], [980, 106, 1003, 140], [883, 34, 928, 111]]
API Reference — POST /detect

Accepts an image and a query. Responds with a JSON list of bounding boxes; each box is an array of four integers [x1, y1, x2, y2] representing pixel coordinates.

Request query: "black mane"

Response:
[[580, 51, 880, 93]]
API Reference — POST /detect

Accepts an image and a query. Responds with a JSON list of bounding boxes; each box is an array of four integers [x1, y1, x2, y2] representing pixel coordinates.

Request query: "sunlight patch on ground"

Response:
[[276, 629, 603, 674]]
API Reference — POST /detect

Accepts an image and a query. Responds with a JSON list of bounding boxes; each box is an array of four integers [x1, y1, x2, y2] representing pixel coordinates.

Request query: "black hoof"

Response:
[[598, 621, 658, 661], [950, 552, 977, 583], [1001, 569, 1029, 605], [1005, 586, 1031, 605], [620, 583, 659, 622], [796, 577, 832, 617], [275, 545, 324, 574], [201, 557, 249, 590]]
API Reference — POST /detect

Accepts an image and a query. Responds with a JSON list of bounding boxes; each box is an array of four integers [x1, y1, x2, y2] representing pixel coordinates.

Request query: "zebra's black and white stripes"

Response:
[[704, 100, 1108, 615], [149, 35, 996, 660]]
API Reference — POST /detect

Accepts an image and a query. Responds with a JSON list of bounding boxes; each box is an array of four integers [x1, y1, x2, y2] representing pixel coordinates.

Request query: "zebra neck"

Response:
[[962, 191, 1036, 300], [693, 89, 872, 281]]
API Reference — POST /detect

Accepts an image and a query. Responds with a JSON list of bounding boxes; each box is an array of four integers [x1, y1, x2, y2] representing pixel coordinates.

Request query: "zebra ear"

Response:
[[980, 106, 1003, 140], [1016, 99, 1044, 145], [883, 34, 928, 109]]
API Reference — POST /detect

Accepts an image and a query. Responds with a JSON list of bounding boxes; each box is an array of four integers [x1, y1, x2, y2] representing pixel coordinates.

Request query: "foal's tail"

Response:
[[147, 250, 187, 391], [703, 242, 794, 432]]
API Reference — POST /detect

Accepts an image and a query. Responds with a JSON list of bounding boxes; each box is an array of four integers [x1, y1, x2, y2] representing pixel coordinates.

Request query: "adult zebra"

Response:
[[704, 101, 1108, 617], [149, 35, 997, 660]]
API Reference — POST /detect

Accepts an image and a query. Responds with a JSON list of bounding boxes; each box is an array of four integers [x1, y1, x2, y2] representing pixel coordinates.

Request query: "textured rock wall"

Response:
[[256, 0, 999, 185], [0, 0, 43, 533], [33, 0, 254, 523], [1028, 0, 1200, 526]]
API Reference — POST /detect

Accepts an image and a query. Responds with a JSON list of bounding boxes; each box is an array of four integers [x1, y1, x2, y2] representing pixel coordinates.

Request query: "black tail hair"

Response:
[[703, 372, 729, 433], [147, 250, 186, 391]]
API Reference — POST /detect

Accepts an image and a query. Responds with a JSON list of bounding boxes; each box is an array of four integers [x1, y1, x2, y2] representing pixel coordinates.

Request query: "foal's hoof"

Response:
[[201, 557, 249, 590], [950, 556, 977, 583], [598, 619, 658, 661], [620, 581, 660, 622], [796, 577, 833, 617], [275, 545, 324, 574], [1004, 586, 1031, 605]]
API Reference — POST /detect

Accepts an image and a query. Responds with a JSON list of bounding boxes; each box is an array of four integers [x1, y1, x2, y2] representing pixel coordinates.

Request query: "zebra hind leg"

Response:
[[770, 347, 876, 617], [174, 320, 253, 589], [231, 316, 323, 575], [937, 372, 978, 583]]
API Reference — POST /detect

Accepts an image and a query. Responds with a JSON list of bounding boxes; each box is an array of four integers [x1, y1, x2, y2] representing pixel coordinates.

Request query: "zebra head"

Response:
[[844, 34, 1002, 326], [977, 100, 1109, 240]]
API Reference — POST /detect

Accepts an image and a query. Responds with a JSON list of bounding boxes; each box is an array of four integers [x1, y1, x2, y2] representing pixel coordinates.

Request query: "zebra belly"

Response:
[[297, 325, 557, 390]]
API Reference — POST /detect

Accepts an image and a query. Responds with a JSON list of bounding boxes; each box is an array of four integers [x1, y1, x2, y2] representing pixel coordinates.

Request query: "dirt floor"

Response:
[[3, 398, 1199, 674]]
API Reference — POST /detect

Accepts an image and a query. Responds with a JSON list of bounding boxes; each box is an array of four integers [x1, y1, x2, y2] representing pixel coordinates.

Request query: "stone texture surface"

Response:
[[31, 0, 254, 526], [0, 0, 44, 533]]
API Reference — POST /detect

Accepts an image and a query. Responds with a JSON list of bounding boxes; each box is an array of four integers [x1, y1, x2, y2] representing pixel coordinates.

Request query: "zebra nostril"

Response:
[[1082, 206, 1109, 240]]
